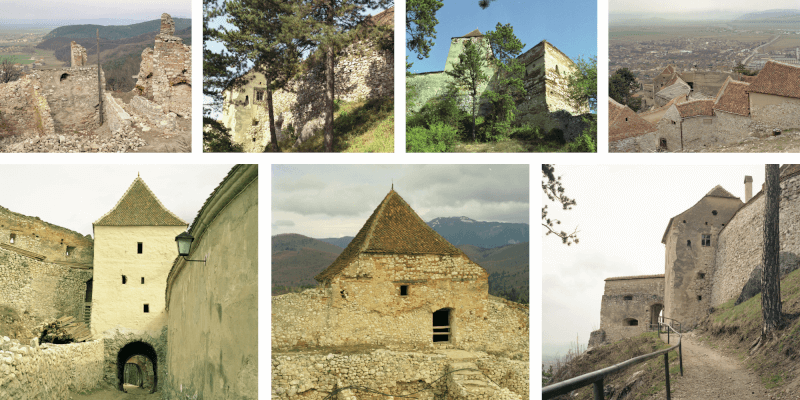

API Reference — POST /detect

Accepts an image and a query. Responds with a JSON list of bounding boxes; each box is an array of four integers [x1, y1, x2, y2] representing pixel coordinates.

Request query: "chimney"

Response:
[[744, 175, 753, 202]]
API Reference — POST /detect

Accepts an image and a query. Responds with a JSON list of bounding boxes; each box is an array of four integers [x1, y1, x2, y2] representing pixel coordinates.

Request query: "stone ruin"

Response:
[[0, 13, 191, 153]]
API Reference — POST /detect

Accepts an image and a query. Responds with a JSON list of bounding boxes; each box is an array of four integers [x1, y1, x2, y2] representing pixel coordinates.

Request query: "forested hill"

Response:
[[42, 18, 191, 41]]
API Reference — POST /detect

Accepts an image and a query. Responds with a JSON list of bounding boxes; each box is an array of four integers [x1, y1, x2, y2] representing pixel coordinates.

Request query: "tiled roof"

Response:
[[462, 29, 483, 38], [94, 177, 187, 227], [660, 65, 675, 76], [746, 61, 800, 99], [713, 78, 750, 117], [705, 185, 738, 199], [677, 99, 714, 118], [656, 76, 690, 101], [608, 98, 657, 141], [315, 190, 463, 282], [740, 75, 758, 83], [606, 274, 665, 281]]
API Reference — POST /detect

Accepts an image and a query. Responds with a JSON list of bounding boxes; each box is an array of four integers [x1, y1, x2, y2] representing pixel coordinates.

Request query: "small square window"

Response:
[[66, 246, 75, 256], [137, 242, 143, 254], [702, 234, 711, 247], [143, 304, 149, 313], [9, 233, 15, 244], [400, 285, 408, 296]]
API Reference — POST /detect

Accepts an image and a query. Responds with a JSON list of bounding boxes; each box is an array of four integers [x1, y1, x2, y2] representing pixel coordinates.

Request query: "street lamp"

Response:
[[175, 231, 205, 264]]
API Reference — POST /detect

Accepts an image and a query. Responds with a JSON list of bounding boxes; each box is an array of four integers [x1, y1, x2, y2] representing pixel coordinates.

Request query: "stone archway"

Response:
[[650, 303, 664, 327], [116, 341, 158, 393]]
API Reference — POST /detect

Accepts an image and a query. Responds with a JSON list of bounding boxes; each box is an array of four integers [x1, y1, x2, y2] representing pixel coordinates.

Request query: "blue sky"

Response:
[[407, 0, 598, 73]]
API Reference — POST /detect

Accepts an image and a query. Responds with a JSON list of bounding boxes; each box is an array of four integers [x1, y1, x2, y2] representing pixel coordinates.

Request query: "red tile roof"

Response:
[[677, 99, 714, 118], [740, 75, 758, 83], [609, 98, 657, 141], [713, 78, 750, 117], [660, 65, 675, 76], [746, 61, 800, 99]]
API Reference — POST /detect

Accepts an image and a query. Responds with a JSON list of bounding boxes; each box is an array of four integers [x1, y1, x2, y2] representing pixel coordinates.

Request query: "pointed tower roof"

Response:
[[94, 177, 187, 227], [462, 28, 483, 38], [315, 190, 463, 282], [704, 185, 737, 199]]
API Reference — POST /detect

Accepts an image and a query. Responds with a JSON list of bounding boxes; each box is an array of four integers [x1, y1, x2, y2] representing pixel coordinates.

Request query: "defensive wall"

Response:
[[0, 76, 56, 138], [271, 349, 528, 400], [0, 337, 104, 399], [749, 93, 800, 130], [712, 168, 800, 306], [0, 205, 93, 264], [595, 275, 665, 345], [30, 67, 105, 134], [164, 164, 258, 400]]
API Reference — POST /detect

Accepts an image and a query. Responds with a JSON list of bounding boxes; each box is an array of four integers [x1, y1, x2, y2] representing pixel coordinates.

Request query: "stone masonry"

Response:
[[70, 42, 87, 68], [595, 275, 665, 345]]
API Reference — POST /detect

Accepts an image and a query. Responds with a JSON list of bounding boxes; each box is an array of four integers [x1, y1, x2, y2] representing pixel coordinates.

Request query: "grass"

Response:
[[273, 97, 393, 153]]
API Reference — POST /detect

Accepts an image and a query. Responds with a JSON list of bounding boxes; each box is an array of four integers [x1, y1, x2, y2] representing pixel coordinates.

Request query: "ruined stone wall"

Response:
[[713, 172, 800, 306], [103, 93, 131, 132], [70, 42, 87, 68], [680, 71, 737, 98], [749, 93, 800, 130], [225, 40, 393, 151], [164, 165, 258, 400], [0, 205, 93, 264], [133, 14, 191, 118], [271, 350, 527, 400], [129, 96, 177, 130], [273, 253, 528, 358], [599, 277, 664, 344], [681, 116, 717, 150], [609, 131, 658, 153], [30, 67, 104, 134], [0, 76, 56, 138], [0, 337, 103, 399], [663, 196, 743, 328], [715, 110, 751, 144], [0, 246, 92, 325], [653, 105, 682, 151]]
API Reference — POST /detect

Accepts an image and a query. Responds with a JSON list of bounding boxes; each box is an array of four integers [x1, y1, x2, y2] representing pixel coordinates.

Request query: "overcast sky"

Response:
[[272, 165, 529, 239], [5, 0, 190, 22], [0, 165, 235, 237], [610, 0, 800, 14], [542, 165, 767, 358]]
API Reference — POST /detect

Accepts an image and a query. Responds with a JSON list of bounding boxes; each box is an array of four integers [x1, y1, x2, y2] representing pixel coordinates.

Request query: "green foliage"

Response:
[[407, 122, 459, 153], [446, 40, 488, 140], [203, 117, 243, 152], [564, 115, 597, 153], [407, 0, 444, 60], [481, 23, 526, 142], [610, 67, 639, 111], [567, 55, 597, 112], [408, 87, 470, 131], [734, 62, 758, 76], [478, 0, 498, 9]]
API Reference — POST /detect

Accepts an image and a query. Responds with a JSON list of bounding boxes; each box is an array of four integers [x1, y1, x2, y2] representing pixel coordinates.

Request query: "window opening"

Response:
[[137, 242, 143, 254], [659, 138, 667, 149], [623, 295, 633, 301], [702, 234, 711, 246], [66, 246, 75, 256], [712, 210, 718, 215], [400, 285, 408, 296], [255, 89, 264, 102], [141, 277, 145, 284], [697, 295, 702, 301], [143, 304, 149, 313], [122, 275, 127, 284], [698, 272, 706, 279], [625, 318, 639, 326], [9, 233, 15, 244], [687, 240, 691, 246], [433, 309, 451, 342], [60, 73, 69, 82]]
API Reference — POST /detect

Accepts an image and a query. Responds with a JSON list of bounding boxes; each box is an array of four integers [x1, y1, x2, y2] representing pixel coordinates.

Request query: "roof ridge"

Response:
[[94, 176, 187, 227]]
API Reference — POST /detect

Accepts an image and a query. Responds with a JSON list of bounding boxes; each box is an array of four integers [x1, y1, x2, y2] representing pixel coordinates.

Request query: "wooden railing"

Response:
[[543, 322, 683, 400]]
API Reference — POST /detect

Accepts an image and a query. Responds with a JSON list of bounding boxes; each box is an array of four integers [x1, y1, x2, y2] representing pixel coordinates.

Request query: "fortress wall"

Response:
[[713, 173, 800, 306], [0, 205, 93, 264], [0, 246, 92, 325], [103, 93, 131, 132], [609, 131, 657, 153], [0, 76, 55, 138], [271, 350, 527, 400], [0, 337, 104, 399], [715, 110, 751, 143], [599, 277, 664, 344], [100, 327, 167, 391], [273, 253, 527, 358], [31, 67, 104, 134], [749, 93, 800, 130], [681, 116, 717, 150]]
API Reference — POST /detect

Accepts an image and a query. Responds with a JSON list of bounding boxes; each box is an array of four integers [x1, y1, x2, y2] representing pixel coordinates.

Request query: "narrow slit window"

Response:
[[137, 242, 143, 254], [400, 285, 408, 296], [143, 304, 149, 313], [122, 275, 127, 284], [9, 233, 15, 244], [141, 277, 145, 284]]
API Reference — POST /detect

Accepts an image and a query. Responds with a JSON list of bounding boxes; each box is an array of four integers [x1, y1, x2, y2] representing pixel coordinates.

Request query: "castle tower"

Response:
[[70, 41, 87, 67], [90, 176, 187, 337], [661, 186, 743, 329]]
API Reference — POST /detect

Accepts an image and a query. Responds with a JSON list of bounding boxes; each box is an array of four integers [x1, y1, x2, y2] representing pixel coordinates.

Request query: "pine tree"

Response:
[[407, 0, 443, 61], [446, 40, 488, 141], [482, 23, 525, 140]]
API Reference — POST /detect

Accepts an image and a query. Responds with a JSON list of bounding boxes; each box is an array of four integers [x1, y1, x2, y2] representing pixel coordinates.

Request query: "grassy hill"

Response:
[[42, 18, 191, 41], [271, 234, 343, 292], [459, 243, 529, 303]]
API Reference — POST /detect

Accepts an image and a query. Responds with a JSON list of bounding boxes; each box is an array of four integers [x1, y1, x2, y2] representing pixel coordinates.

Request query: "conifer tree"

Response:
[[445, 40, 488, 141], [407, 0, 443, 61], [483, 23, 525, 138]]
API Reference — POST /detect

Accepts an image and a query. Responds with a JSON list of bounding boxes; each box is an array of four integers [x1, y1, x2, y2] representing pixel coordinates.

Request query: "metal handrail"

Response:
[[543, 322, 683, 400]]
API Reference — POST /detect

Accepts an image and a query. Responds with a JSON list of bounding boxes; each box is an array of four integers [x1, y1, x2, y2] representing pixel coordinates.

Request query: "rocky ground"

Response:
[[676, 130, 800, 153], [69, 383, 158, 400]]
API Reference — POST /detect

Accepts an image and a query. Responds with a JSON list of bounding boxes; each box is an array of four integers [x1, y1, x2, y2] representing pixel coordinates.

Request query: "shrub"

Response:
[[564, 132, 597, 152], [407, 122, 458, 152]]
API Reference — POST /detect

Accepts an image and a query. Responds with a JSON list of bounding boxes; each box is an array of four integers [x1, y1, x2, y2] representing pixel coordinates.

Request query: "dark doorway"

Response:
[[650, 304, 664, 327], [432, 308, 451, 342], [116, 341, 157, 393]]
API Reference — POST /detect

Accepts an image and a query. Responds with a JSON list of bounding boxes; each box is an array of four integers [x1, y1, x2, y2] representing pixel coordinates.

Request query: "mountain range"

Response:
[[42, 18, 192, 41]]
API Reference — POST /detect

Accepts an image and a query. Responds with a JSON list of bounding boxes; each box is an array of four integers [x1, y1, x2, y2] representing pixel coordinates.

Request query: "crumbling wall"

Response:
[[103, 93, 131, 132], [70, 42, 87, 68], [749, 93, 800, 130], [598, 276, 664, 344], [681, 116, 717, 150], [129, 96, 176, 130], [0, 246, 92, 325], [0, 205, 93, 264], [713, 170, 800, 306], [164, 165, 258, 400], [0, 76, 55, 138], [133, 13, 192, 118], [0, 337, 103, 399], [715, 111, 751, 143], [30, 67, 104, 134]]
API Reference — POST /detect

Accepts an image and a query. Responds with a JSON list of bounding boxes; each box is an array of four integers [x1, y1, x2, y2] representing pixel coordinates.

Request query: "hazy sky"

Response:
[[610, 0, 800, 14], [0, 165, 235, 237], [272, 164, 529, 238], [408, 0, 597, 73], [5, 0, 191, 22], [542, 165, 767, 358]]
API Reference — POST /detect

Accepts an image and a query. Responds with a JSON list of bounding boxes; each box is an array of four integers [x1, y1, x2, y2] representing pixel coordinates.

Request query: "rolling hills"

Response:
[[42, 18, 192, 41]]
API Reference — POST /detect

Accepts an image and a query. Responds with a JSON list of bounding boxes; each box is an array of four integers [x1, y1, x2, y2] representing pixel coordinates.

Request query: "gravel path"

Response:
[[651, 332, 768, 400]]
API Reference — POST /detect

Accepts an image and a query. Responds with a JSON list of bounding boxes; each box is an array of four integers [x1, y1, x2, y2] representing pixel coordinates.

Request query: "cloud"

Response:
[[273, 220, 295, 227]]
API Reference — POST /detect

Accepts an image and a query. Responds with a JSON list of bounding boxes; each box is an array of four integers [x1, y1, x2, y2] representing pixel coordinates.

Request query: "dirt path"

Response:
[[69, 384, 159, 400], [651, 332, 769, 399]]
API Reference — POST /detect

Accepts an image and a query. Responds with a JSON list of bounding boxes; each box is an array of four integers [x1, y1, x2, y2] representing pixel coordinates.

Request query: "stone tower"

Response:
[[90, 176, 187, 337], [70, 41, 87, 67]]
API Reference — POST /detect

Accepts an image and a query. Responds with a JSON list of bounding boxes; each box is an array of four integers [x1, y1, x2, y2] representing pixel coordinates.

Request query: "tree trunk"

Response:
[[324, 0, 335, 152], [471, 91, 477, 141], [762, 164, 782, 337], [266, 86, 280, 152]]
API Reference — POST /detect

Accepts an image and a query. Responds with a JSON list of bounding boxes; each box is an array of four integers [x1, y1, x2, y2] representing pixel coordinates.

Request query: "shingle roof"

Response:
[[462, 29, 483, 38], [608, 98, 657, 141], [705, 185, 738, 199], [746, 61, 800, 99], [713, 77, 750, 117], [315, 190, 463, 283], [94, 177, 187, 227], [660, 66, 675, 76], [677, 99, 714, 118], [740, 75, 758, 83]]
